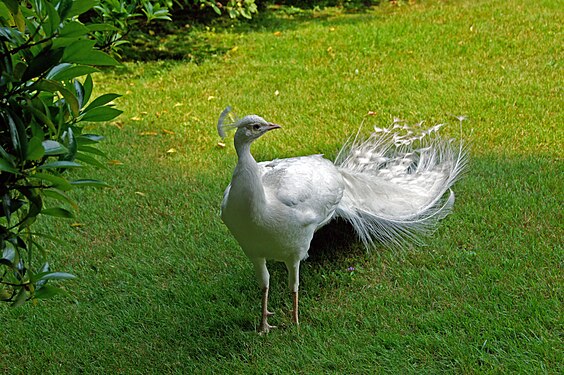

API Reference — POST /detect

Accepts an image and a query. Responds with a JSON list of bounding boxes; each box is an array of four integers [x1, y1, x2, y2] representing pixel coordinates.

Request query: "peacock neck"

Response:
[[232, 140, 267, 210]]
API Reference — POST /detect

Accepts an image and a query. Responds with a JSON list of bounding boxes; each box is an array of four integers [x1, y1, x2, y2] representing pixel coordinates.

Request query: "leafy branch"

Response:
[[0, 0, 122, 306]]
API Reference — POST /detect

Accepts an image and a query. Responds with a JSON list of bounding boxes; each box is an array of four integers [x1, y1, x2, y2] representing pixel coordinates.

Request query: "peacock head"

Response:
[[233, 115, 281, 143], [217, 107, 281, 145]]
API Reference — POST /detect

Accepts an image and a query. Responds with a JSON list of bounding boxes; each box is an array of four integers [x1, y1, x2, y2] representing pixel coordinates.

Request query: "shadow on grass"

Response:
[[227, 3, 383, 35], [120, 25, 230, 63], [309, 219, 366, 264], [119, 4, 383, 63]]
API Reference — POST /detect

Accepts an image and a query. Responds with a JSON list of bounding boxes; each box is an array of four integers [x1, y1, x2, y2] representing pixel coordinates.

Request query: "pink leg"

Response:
[[258, 287, 276, 334], [292, 291, 299, 325]]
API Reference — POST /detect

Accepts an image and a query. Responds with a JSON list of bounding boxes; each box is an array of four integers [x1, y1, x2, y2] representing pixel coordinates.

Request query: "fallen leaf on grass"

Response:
[[135, 192, 146, 197], [166, 148, 177, 154], [107, 160, 124, 166], [162, 129, 175, 135], [140, 131, 158, 136]]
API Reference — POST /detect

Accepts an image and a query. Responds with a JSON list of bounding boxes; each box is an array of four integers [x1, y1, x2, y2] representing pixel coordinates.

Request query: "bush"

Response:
[[168, 1, 263, 23], [84, 0, 172, 55], [196, 0, 259, 19], [0, 0, 122, 305], [88, 1, 265, 56]]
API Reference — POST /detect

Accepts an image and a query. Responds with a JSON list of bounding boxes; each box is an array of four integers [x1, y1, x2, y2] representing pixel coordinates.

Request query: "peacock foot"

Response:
[[258, 321, 276, 335], [258, 310, 276, 334]]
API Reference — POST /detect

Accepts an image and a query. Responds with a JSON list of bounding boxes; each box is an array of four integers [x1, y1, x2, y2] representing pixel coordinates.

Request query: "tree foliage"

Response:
[[0, 0, 121, 305], [86, 1, 262, 56], [87, 0, 172, 54]]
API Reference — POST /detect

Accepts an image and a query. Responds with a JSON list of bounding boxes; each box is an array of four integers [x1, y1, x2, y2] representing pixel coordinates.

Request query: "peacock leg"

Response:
[[259, 287, 276, 334], [286, 260, 300, 326], [292, 291, 299, 325], [252, 258, 276, 334]]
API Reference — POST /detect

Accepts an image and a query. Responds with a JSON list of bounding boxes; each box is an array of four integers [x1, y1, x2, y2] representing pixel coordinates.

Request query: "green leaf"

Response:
[[47, 63, 99, 81], [74, 79, 85, 109], [29, 232, 68, 245], [34, 285, 67, 299], [31, 173, 73, 191], [70, 179, 110, 188], [41, 207, 74, 218], [32, 271, 76, 282], [38, 161, 83, 170], [55, 0, 73, 19], [26, 136, 45, 161], [42, 188, 78, 210], [22, 47, 64, 82], [0, 25, 24, 45], [211, 4, 222, 15], [1, 195, 25, 222], [16, 186, 43, 219], [75, 152, 106, 169], [61, 39, 94, 61], [77, 145, 107, 158], [0, 144, 14, 163], [0, 158, 18, 174], [58, 21, 88, 37], [83, 93, 121, 113], [82, 74, 93, 105], [35, 80, 80, 117], [67, 0, 97, 18], [76, 49, 119, 67], [62, 40, 118, 66], [13, 61, 26, 80], [2, 0, 24, 32], [1, 241, 16, 266], [42, 140, 68, 156], [1, 0, 18, 16], [80, 107, 122, 122], [61, 127, 78, 161], [2, 109, 27, 160], [0, 2, 12, 21], [76, 134, 104, 144], [27, 102, 57, 134], [44, 1, 60, 36], [34, 262, 51, 288], [12, 287, 28, 307]]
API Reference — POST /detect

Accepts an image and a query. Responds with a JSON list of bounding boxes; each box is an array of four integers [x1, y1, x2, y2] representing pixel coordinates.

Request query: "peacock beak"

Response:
[[266, 123, 282, 131]]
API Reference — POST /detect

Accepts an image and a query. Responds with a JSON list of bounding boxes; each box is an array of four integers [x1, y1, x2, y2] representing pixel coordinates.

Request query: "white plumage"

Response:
[[218, 108, 467, 333]]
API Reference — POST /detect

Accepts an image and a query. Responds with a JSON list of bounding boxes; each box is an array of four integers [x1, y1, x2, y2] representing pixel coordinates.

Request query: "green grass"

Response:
[[2, 0, 562, 373]]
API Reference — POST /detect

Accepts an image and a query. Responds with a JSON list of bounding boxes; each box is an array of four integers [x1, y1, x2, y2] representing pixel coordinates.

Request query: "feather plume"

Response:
[[217, 106, 236, 138], [334, 119, 468, 248]]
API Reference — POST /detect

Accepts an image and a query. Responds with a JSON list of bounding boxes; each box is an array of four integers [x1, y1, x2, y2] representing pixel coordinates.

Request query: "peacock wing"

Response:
[[259, 155, 345, 227]]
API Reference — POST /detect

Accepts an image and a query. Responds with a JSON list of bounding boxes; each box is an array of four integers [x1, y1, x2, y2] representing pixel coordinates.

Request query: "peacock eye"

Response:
[[252, 124, 261, 131]]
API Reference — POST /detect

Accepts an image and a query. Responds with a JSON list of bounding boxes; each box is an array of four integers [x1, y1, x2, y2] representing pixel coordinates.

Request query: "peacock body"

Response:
[[218, 108, 467, 333]]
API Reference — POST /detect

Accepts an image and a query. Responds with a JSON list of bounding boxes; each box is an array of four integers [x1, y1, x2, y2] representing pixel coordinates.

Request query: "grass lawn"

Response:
[[1, 0, 562, 373]]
